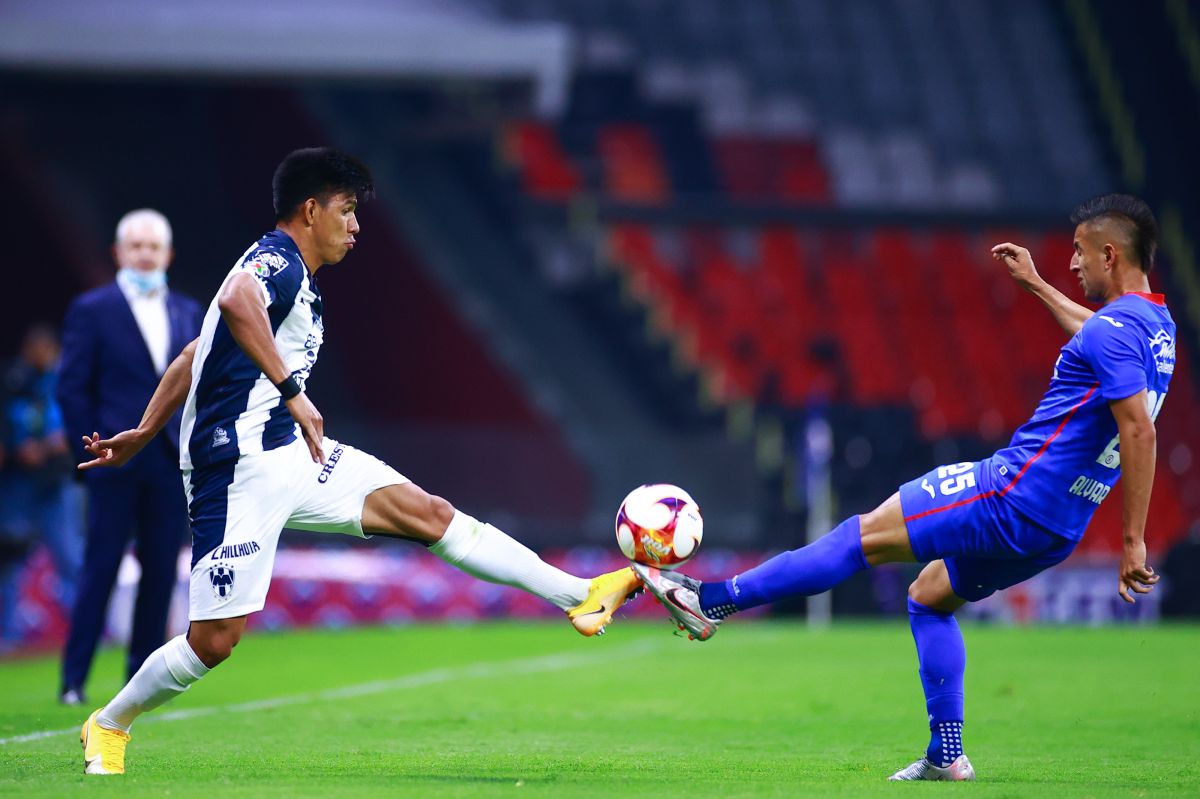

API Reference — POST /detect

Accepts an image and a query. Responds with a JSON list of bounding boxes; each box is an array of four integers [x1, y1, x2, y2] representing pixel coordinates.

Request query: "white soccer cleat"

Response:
[[629, 562, 720, 641], [888, 754, 976, 781]]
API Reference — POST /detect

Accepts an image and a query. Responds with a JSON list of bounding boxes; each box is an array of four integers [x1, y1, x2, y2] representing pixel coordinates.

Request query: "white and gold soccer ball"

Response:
[[615, 484, 703, 570]]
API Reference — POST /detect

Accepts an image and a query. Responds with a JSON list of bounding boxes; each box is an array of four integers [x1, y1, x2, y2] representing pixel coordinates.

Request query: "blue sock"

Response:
[[907, 598, 965, 767], [929, 720, 963, 768], [699, 516, 868, 616]]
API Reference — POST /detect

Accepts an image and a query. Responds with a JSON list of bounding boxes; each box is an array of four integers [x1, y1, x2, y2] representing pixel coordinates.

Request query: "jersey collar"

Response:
[[1126, 291, 1166, 305]]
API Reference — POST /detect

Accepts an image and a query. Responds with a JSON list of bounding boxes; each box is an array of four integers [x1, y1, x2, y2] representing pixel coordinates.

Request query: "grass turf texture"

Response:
[[1, 621, 1196, 797]]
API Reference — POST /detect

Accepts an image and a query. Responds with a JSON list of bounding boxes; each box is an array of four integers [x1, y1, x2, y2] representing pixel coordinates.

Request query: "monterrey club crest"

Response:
[[207, 564, 236, 601]]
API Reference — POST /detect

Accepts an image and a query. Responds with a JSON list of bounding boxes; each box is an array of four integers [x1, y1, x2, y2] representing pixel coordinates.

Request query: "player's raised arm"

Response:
[[992, 242, 1093, 336], [80, 337, 200, 469], [217, 271, 325, 463], [1108, 390, 1160, 603]]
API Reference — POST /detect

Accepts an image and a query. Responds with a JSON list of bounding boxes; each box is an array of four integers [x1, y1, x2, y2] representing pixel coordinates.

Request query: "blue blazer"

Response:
[[57, 282, 203, 461]]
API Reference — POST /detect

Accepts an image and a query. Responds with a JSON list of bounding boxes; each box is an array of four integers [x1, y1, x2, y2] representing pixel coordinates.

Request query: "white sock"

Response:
[[97, 634, 210, 731], [430, 511, 589, 610]]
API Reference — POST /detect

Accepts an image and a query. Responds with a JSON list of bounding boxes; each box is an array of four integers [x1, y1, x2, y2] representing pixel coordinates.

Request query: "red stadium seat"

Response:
[[776, 139, 831, 204], [501, 121, 581, 201], [597, 123, 671, 204], [712, 136, 832, 205]]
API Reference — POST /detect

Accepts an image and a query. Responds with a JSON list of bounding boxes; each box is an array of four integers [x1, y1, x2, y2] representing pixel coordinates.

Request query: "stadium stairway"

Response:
[[303, 89, 767, 546]]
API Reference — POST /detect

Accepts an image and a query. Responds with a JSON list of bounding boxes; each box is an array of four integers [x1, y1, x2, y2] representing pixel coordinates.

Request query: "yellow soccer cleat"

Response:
[[567, 567, 643, 636], [81, 709, 130, 775]]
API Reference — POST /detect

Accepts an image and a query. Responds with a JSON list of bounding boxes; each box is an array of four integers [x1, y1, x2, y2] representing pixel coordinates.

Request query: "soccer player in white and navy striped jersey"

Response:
[[74, 148, 642, 775]]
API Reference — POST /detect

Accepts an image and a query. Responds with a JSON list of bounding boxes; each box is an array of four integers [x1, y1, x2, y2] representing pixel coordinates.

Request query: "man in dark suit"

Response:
[[57, 209, 202, 704]]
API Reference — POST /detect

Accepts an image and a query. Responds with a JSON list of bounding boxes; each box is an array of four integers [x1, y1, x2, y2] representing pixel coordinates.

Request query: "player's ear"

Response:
[[1103, 242, 1117, 271], [303, 197, 319, 227]]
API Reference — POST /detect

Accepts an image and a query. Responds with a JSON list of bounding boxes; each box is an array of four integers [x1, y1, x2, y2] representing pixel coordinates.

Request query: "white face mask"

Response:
[[117, 266, 167, 295]]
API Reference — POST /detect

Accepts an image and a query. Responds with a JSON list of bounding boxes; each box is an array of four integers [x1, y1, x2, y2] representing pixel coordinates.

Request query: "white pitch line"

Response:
[[0, 639, 658, 747]]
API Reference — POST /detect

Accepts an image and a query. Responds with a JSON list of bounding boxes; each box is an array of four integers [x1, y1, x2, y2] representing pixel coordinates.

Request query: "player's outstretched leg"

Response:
[[81, 618, 240, 774], [635, 513, 880, 640], [889, 561, 974, 782], [431, 511, 642, 636], [636, 493, 915, 640], [363, 484, 641, 636]]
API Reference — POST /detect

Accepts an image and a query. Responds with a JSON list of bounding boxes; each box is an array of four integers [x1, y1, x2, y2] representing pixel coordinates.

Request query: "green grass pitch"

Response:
[[1, 621, 1197, 797]]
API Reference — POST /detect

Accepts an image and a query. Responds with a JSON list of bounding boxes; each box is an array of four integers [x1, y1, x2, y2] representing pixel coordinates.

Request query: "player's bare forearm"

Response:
[[1109, 391, 1160, 602], [1112, 398, 1155, 546], [136, 337, 200, 437], [1028, 279, 1093, 337], [218, 272, 292, 384], [991, 242, 1092, 336], [79, 337, 199, 469]]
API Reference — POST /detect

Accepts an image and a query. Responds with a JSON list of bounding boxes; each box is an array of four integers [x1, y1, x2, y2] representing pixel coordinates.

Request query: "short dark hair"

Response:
[[272, 147, 374, 222], [1069, 193, 1158, 273]]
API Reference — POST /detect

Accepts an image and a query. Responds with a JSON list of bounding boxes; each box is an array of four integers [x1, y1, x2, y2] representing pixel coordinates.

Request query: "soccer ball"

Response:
[[615, 484, 703, 569]]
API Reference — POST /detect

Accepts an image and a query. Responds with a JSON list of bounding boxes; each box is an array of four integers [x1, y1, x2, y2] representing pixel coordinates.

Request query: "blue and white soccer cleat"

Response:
[[629, 562, 720, 641], [888, 754, 976, 781]]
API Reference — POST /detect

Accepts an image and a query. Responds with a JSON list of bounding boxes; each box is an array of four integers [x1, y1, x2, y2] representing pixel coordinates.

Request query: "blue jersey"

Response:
[[180, 230, 324, 470], [986, 292, 1174, 540]]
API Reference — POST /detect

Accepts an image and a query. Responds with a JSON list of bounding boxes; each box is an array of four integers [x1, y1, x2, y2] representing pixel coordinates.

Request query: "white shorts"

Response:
[[184, 436, 408, 621]]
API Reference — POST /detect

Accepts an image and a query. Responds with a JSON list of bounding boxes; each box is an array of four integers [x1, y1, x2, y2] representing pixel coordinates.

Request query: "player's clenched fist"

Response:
[[991, 242, 1042, 290]]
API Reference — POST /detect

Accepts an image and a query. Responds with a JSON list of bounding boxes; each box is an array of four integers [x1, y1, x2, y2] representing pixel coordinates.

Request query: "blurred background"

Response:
[[2, 0, 1198, 656]]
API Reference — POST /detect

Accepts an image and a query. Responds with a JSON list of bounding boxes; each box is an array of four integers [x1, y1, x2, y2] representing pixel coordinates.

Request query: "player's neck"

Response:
[[274, 223, 321, 275], [1102, 269, 1151, 305]]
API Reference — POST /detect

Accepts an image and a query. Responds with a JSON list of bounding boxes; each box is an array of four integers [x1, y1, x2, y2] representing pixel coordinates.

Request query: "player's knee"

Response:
[[188, 626, 243, 668], [908, 571, 941, 606], [427, 494, 455, 530], [908, 564, 962, 612]]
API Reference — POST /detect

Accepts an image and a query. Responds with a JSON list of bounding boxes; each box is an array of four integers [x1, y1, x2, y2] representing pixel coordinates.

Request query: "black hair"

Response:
[[272, 147, 374, 222], [1069, 193, 1158, 273]]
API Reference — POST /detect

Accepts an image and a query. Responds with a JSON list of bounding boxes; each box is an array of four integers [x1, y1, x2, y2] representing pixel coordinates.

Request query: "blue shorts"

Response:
[[898, 459, 1076, 602]]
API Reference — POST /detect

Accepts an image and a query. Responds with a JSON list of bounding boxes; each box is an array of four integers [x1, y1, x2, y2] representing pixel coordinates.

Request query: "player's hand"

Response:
[[991, 242, 1043, 291], [286, 392, 325, 464], [78, 429, 149, 470], [1117, 540, 1159, 603]]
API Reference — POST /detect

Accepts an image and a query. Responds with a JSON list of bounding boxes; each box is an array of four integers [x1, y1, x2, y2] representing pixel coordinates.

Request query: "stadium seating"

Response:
[[597, 219, 1200, 555], [488, 0, 1110, 212], [484, 1, 1200, 559]]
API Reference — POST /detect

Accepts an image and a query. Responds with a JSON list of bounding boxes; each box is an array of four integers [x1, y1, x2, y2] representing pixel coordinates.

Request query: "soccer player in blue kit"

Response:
[[73, 148, 643, 774], [634, 195, 1175, 781]]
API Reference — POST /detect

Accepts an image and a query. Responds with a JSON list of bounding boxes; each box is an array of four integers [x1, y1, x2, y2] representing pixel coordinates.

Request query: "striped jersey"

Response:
[[985, 292, 1174, 540], [180, 230, 324, 470]]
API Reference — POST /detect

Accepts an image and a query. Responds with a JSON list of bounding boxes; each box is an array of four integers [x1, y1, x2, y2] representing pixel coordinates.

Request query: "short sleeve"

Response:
[[1080, 314, 1148, 400], [239, 250, 303, 308]]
